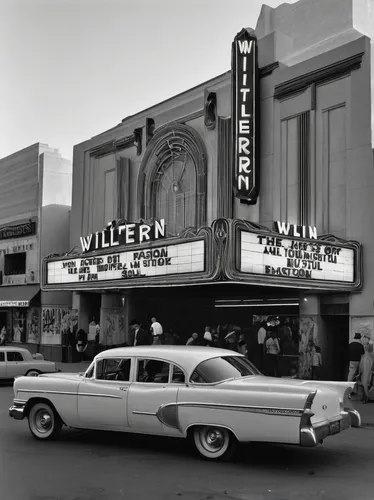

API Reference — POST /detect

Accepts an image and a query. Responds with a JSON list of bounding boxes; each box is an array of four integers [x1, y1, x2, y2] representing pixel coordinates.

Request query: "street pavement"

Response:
[[1, 370, 374, 500]]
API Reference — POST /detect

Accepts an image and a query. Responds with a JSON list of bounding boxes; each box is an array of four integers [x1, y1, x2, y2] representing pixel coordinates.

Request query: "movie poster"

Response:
[[42, 308, 56, 336], [27, 307, 40, 344]]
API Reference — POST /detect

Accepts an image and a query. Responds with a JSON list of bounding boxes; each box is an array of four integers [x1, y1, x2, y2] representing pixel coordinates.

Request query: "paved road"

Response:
[[1, 383, 374, 500]]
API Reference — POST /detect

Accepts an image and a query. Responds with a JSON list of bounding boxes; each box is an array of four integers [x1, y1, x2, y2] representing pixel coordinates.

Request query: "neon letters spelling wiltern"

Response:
[[231, 28, 258, 203]]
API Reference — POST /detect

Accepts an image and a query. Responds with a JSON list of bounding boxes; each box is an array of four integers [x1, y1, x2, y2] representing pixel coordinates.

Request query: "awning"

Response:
[[0, 285, 40, 307]]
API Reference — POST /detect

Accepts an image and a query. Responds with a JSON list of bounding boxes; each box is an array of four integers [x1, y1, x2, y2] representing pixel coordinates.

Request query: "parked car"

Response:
[[9, 346, 360, 461], [0, 347, 58, 380]]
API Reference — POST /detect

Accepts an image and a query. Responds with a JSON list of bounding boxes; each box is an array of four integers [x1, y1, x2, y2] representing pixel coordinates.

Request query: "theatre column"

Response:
[[298, 293, 327, 379], [100, 293, 129, 346]]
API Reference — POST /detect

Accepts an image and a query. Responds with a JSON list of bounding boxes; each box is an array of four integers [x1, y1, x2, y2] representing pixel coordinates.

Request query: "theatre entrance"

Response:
[[130, 283, 299, 345]]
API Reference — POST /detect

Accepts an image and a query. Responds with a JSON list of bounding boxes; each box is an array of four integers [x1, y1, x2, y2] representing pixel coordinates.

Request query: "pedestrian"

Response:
[[0, 326, 6, 346], [75, 329, 88, 362], [212, 332, 221, 347], [237, 333, 247, 355], [256, 320, 267, 371], [224, 331, 238, 351], [186, 332, 200, 345], [358, 335, 374, 403], [150, 317, 163, 345], [202, 326, 213, 346], [347, 333, 364, 381], [130, 319, 152, 346], [311, 345, 322, 380], [265, 330, 280, 377]]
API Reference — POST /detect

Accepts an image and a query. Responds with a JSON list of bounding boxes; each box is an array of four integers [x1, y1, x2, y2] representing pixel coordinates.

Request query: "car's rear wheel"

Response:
[[26, 370, 41, 377], [192, 426, 237, 461], [28, 402, 62, 441]]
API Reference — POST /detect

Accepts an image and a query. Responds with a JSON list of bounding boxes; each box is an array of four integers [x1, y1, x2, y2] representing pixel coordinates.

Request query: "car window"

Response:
[[85, 364, 94, 378], [0, 352, 4, 362], [171, 364, 185, 384], [96, 358, 131, 381], [190, 356, 260, 384], [7, 352, 24, 362], [137, 359, 170, 384]]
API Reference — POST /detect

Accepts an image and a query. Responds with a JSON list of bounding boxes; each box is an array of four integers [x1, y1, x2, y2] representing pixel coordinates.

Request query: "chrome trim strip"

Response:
[[132, 411, 157, 416], [175, 401, 304, 417], [18, 389, 122, 399], [18, 389, 76, 396], [78, 392, 122, 399]]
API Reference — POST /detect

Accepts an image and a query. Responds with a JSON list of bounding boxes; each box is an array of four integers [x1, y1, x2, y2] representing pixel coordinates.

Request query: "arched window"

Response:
[[138, 122, 207, 236]]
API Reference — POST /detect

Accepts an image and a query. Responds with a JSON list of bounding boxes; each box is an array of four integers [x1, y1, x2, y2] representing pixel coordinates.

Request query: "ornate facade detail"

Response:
[[274, 52, 364, 101], [204, 91, 217, 130], [138, 122, 207, 236]]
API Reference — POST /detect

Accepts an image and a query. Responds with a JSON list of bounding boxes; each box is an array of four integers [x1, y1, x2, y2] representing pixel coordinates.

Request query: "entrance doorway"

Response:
[[322, 315, 349, 381]]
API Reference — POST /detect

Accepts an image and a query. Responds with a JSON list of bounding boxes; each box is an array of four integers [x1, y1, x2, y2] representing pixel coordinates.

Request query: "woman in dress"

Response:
[[359, 335, 374, 403]]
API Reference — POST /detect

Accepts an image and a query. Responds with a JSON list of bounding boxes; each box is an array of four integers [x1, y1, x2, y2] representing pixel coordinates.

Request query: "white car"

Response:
[[9, 346, 360, 461], [1, 347, 58, 379]]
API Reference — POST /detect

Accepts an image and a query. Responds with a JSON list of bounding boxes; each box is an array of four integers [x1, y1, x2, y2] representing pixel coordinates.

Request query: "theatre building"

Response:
[[0, 143, 72, 360], [43, 0, 374, 379]]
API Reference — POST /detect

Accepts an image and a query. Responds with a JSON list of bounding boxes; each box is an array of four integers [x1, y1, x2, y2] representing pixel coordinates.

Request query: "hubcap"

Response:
[[201, 428, 225, 452], [35, 410, 53, 433]]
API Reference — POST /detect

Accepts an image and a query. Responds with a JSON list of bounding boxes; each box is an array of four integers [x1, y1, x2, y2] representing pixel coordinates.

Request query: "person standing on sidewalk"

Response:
[[150, 317, 163, 345], [347, 333, 364, 381]]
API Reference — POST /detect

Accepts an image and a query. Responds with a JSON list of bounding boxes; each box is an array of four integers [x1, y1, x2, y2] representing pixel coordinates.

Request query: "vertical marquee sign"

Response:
[[232, 28, 258, 203]]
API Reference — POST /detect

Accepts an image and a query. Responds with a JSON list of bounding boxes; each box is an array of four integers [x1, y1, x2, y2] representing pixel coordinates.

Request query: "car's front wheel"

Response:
[[28, 402, 62, 441], [192, 426, 237, 461], [26, 369, 41, 377]]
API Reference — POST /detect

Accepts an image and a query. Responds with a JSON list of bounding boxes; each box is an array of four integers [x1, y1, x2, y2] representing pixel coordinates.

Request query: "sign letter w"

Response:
[[238, 40, 253, 54]]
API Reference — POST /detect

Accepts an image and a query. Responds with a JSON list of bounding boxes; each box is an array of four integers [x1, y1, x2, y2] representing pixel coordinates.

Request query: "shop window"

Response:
[[137, 359, 170, 383], [7, 351, 24, 362], [13, 309, 26, 343], [96, 358, 131, 381], [4, 253, 26, 275], [139, 123, 207, 236]]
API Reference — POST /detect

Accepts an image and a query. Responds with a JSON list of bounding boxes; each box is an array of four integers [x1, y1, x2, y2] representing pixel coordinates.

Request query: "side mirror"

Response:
[[78, 372, 84, 377]]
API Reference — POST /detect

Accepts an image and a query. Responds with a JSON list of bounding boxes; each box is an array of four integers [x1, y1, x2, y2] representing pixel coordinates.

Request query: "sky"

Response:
[[0, 0, 297, 161]]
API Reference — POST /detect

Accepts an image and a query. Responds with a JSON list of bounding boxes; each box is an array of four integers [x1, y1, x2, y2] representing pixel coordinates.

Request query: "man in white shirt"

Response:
[[150, 317, 163, 345], [265, 331, 280, 377]]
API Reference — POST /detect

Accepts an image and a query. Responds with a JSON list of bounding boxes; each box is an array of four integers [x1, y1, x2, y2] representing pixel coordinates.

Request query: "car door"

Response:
[[77, 357, 132, 429], [5, 351, 25, 378], [0, 352, 5, 378], [127, 358, 183, 436]]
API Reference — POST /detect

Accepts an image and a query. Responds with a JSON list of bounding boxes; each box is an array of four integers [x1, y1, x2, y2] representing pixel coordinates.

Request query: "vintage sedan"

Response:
[[9, 346, 360, 460], [0, 347, 58, 380]]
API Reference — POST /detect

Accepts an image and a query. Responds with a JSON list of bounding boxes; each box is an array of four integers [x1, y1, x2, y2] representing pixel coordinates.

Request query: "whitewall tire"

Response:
[[192, 426, 237, 461], [28, 402, 62, 441], [26, 370, 40, 377]]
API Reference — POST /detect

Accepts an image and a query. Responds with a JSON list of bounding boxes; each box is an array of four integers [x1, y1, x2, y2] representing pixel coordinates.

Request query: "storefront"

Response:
[[43, 217, 362, 375]]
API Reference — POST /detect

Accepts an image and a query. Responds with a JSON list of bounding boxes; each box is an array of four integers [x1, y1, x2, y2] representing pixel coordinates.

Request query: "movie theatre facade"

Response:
[[42, 1, 374, 380]]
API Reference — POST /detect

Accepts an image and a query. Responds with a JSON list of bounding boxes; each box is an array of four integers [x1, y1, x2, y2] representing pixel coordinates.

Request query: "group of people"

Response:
[[125, 316, 304, 378], [348, 332, 374, 403], [184, 318, 301, 377]]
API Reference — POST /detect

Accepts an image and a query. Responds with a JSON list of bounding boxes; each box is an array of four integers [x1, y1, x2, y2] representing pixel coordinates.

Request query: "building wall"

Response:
[[0, 143, 73, 360], [62, 0, 374, 371]]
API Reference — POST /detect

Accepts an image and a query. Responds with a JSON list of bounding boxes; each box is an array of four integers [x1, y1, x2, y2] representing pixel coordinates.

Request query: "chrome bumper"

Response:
[[9, 400, 26, 420], [345, 407, 361, 428], [300, 411, 351, 447]]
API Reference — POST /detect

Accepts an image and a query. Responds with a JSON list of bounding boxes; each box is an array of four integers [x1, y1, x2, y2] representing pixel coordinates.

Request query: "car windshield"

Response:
[[190, 356, 261, 384]]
